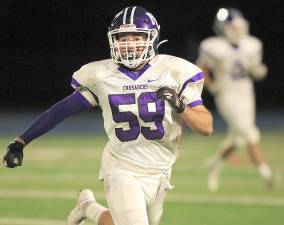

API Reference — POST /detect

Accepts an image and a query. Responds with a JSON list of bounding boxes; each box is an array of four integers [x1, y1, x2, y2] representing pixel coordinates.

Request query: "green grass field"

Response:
[[0, 131, 283, 225]]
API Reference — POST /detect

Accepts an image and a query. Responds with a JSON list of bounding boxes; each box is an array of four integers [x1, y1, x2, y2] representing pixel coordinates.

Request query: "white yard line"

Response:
[[167, 194, 284, 206], [0, 217, 92, 225], [0, 189, 284, 206], [0, 217, 64, 225]]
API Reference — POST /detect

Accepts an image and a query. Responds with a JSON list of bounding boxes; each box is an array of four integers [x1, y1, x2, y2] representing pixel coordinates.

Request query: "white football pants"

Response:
[[103, 169, 172, 225], [215, 89, 260, 146]]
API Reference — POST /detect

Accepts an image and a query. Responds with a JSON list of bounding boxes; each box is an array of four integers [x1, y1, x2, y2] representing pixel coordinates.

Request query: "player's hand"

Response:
[[207, 83, 220, 95], [157, 87, 185, 113], [3, 141, 25, 168], [249, 64, 268, 81]]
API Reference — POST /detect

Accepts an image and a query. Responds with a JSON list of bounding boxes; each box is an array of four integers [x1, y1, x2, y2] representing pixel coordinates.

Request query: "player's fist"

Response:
[[3, 141, 24, 168], [157, 87, 185, 113], [249, 64, 268, 81]]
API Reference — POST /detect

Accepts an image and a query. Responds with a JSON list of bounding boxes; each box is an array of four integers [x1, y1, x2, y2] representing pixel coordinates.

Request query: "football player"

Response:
[[3, 6, 213, 225], [196, 7, 273, 192]]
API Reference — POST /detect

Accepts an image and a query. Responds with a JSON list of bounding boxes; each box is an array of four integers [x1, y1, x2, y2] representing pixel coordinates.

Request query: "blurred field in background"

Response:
[[0, 111, 283, 225]]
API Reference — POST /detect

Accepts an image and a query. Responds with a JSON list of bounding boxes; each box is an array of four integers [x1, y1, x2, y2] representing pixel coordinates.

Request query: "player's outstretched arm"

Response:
[[157, 87, 213, 136], [2, 91, 92, 168]]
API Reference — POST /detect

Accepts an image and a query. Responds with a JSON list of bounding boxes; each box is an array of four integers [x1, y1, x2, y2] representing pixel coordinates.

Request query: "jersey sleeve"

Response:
[[247, 38, 264, 69], [71, 65, 99, 107], [196, 39, 218, 70], [178, 71, 204, 107], [170, 56, 204, 107]]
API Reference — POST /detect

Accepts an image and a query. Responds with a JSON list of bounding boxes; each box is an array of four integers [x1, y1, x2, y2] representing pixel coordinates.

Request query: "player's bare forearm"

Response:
[[180, 105, 213, 136], [156, 86, 213, 135]]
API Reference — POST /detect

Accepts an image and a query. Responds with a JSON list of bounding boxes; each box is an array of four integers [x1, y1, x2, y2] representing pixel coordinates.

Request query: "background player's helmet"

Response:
[[108, 6, 160, 69], [213, 8, 249, 44]]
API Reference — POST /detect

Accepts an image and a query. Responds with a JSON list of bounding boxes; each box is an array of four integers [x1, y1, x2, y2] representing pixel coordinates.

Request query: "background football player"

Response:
[[3, 5, 213, 225], [196, 7, 273, 192]]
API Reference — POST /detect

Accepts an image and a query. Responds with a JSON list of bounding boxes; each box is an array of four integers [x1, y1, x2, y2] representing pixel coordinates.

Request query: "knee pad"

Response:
[[244, 126, 260, 145]]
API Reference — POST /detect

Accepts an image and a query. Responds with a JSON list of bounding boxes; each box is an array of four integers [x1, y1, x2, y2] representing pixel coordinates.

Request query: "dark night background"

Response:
[[1, 0, 284, 111]]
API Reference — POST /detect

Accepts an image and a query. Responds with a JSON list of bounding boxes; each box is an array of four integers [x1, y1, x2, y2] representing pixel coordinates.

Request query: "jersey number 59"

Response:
[[108, 92, 165, 142]]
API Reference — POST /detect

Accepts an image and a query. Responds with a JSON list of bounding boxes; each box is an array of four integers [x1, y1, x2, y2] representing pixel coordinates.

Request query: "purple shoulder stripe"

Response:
[[188, 100, 203, 107], [71, 78, 81, 89], [71, 78, 99, 104], [178, 72, 204, 97]]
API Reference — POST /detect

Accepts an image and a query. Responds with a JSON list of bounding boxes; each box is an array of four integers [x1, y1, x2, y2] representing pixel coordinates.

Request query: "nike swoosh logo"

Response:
[[148, 79, 158, 82]]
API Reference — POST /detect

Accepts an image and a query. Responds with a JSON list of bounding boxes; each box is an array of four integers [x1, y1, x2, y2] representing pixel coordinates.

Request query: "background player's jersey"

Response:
[[197, 35, 263, 94], [71, 54, 204, 171]]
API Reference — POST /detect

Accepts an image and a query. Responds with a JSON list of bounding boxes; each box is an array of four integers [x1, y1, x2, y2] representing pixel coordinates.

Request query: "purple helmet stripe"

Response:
[[110, 6, 159, 30], [178, 72, 204, 97]]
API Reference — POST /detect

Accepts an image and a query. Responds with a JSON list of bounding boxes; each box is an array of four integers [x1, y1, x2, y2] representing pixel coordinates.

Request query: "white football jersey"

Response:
[[197, 36, 263, 146], [71, 54, 204, 171], [197, 35, 263, 94]]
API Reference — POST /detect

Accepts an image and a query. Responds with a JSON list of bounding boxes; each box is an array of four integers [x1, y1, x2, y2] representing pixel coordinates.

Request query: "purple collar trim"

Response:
[[117, 63, 151, 81]]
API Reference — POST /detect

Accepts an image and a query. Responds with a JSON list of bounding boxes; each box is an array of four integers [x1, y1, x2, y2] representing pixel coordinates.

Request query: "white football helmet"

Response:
[[213, 8, 249, 45]]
